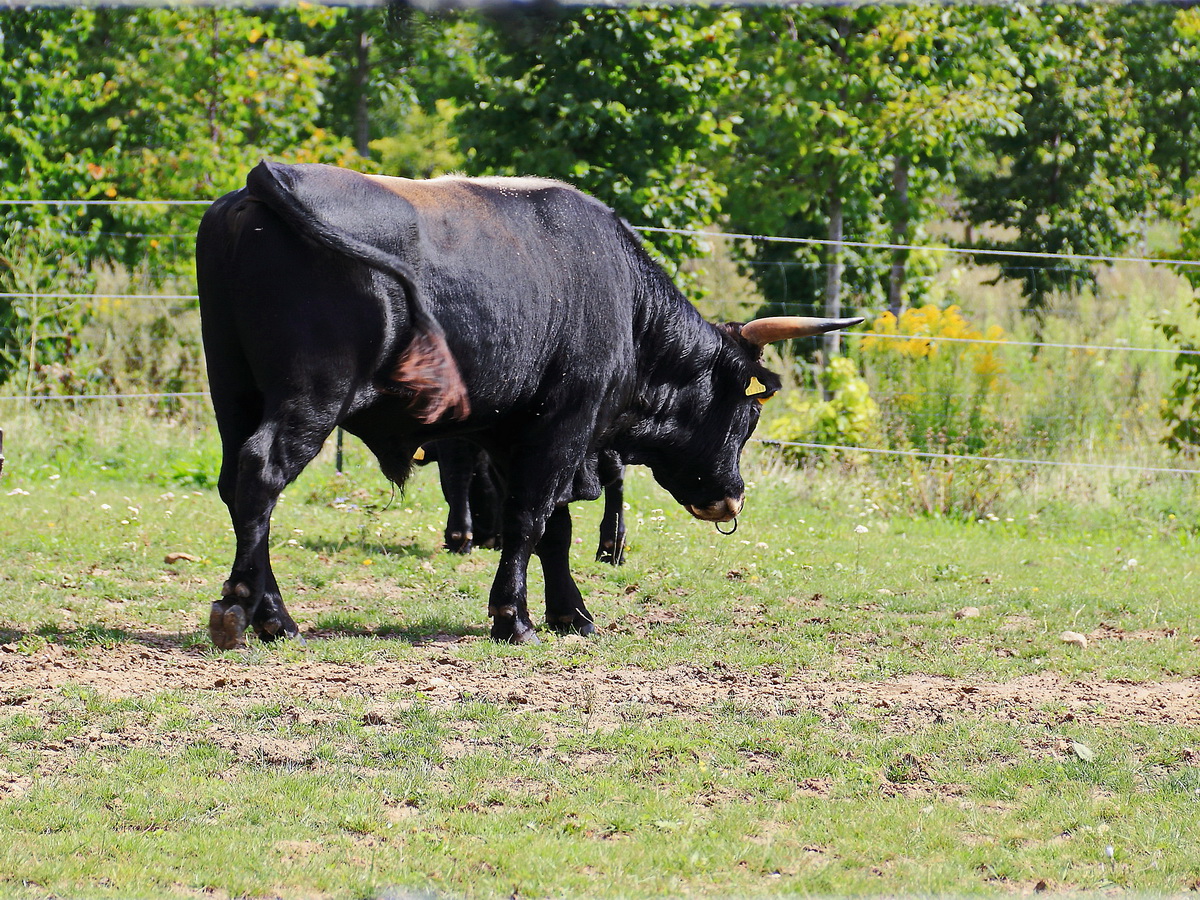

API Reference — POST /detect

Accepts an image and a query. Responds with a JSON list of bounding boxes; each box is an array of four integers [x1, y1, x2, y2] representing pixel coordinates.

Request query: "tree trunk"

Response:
[[354, 23, 372, 158], [888, 155, 910, 318], [823, 190, 844, 399]]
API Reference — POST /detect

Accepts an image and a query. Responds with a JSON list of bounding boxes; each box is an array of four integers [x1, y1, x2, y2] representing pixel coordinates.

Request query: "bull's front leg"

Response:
[[487, 518, 542, 644], [487, 473, 568, 644]]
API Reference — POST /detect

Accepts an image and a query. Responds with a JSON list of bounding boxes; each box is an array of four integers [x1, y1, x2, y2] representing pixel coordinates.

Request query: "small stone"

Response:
[[1060, 631, 1088, 649], [1072, 741, 1096, 762], [955, 606, 981, 619]]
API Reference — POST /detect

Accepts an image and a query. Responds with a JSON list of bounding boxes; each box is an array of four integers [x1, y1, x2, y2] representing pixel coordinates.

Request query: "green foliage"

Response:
[[1158, 175, 1200, 455], [861, 304, 1009, 456], [370, 98, 463, 179], [956, 8, 1156, 313], [0, 7, 361, 286], [448, 7, 743, 262], [764, 356, 879, 463], [724, 7, 1020, 318], [1121, 7, 1200, 198], [165, 444, 221, 489], [0, 228, 94, 393]]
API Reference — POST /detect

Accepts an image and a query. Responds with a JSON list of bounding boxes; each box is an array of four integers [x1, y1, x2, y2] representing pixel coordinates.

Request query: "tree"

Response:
[[956, 7, 1155, 315], [0, 8, 359, 388], [1120, 6, 1200, 199], [446, 7, 743, 263], [725, 7, 1019, 359]]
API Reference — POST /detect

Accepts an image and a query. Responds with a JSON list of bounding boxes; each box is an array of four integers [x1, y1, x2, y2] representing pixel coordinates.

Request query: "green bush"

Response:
[[763, 356, 880, 464], [860, 304, 1009, 456]]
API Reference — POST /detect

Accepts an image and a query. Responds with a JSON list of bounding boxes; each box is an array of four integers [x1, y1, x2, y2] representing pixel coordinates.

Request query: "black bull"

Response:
[[196, 161, 860, 647]]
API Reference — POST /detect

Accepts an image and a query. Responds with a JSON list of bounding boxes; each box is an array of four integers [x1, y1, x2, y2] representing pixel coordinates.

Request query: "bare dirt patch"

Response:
[[3, 635, 1199, 735]]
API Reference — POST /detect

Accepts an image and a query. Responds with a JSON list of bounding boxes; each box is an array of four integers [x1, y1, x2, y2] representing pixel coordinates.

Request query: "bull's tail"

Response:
[[245, 160, 470, 424]]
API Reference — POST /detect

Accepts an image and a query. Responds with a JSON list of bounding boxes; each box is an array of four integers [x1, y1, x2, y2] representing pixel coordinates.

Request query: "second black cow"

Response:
[[419, 439, 627, 564], [197, 162, 860, 647]]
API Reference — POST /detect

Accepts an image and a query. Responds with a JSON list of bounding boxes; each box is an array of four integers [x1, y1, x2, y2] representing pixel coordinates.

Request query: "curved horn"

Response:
[[740, 315, 865, 347]]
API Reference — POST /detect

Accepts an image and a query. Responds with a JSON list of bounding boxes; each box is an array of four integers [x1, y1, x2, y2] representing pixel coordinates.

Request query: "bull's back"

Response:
[[365, 174, 643, 403]]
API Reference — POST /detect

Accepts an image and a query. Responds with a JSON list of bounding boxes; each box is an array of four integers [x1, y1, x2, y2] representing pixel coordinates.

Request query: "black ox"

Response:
[[196, 161, 860, 648], [418, 438, 627, 564]]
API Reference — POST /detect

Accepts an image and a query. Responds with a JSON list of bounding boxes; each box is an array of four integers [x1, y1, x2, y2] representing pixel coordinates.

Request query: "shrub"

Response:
[[763, 356, 880, 464], [860, 304, 1009, 456]]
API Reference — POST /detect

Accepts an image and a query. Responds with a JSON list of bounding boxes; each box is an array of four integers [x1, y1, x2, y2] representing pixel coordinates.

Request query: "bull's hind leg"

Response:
[[538, 505, 596, 636], [210, 413, 330, 649], [595, 464, 626, 566]]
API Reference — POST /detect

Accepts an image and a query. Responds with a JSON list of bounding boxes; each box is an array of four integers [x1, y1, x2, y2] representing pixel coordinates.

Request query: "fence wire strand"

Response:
[[7, 196, 1200, 269], [5, 196, 1199, 482]]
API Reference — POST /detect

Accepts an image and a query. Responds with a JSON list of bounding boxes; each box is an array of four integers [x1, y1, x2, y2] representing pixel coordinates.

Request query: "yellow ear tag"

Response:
[[746, 377, 767, 397], [413, 447, 426, 462]]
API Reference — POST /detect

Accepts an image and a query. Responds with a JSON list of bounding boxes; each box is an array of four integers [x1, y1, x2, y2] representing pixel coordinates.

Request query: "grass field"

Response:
[[2, 407, 1200, 898]]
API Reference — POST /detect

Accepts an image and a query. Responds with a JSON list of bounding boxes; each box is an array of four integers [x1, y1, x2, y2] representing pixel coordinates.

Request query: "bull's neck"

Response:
[[620, 275, 728, 439]]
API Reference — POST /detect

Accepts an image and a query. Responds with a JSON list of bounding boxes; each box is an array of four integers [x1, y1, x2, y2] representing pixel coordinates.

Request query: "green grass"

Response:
[[1, 406, 1200, 897]]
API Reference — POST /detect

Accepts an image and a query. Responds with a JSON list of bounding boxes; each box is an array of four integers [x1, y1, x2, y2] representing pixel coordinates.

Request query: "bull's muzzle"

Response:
[[685, 496, 744, 523]]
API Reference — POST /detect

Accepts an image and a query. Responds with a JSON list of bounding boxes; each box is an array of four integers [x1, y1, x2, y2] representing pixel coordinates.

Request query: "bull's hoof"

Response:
[[490, 613, 540, 645], [209, 600, 248, 650], [549, 612, 597, 638], [595, 540, 626, 566], [445, 531, 473, 554], [254, 617, 301, 644]]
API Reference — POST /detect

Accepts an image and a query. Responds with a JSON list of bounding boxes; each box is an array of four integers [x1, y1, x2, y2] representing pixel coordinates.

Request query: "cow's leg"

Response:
[[469, 454, 503, 550], [210, 415, 328, 649], [538, 505, 596, 636], [487, 513, 541, 645], [595, 467, 627, 566], [435, 440, 476, 554]]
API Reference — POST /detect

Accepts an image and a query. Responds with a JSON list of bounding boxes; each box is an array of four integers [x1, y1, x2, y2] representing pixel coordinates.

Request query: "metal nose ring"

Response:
[[715, 517, 738, 535]]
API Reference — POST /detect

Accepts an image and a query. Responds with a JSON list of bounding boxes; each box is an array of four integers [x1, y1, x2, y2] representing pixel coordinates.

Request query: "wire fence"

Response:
[[3, 198, 1198, 481]]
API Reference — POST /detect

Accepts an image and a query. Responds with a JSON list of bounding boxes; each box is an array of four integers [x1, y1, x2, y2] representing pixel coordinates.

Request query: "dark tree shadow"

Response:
[[0, 622, 211, 654], [0, 614, 489, 656]]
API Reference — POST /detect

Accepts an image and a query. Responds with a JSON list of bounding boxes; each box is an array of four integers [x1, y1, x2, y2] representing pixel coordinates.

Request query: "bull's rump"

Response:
[[199, 163, 639, 417]]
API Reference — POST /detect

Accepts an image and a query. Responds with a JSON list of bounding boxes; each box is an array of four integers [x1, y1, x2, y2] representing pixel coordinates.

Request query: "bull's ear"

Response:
[[740, 316, 865, 346]]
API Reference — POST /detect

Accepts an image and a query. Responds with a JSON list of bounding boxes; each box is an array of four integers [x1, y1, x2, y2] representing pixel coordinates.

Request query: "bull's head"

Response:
[[633, 315, 863, 524]]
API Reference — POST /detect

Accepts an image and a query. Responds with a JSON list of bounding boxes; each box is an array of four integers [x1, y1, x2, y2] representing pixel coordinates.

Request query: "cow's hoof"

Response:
[[595, 541, 626, 566], [255, 617, 301, 644], [549, 614, 596, 638], [445, 531, 473, 554], [209, 600, 248, 650]]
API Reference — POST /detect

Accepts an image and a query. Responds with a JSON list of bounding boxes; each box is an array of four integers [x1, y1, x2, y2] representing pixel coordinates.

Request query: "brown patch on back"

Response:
[[365, 173, 491, 215]]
